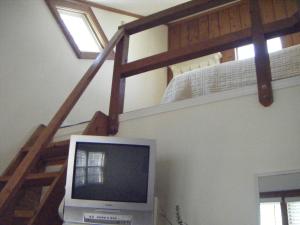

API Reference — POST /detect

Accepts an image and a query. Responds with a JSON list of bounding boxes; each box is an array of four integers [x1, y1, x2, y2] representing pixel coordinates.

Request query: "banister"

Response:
[[0, 28, 125, 214], [120, 0, 238, 34], [120, 12, 300, 78]]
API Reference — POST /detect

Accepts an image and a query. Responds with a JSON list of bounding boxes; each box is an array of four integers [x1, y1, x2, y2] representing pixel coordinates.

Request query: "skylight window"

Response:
[[46, 0, 113, 59], [58, 9, 101, 53], [237, 37, 283, 60]]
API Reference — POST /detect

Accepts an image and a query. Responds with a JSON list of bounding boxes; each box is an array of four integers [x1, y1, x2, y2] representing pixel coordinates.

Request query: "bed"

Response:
[[161, 44, 300, 104]]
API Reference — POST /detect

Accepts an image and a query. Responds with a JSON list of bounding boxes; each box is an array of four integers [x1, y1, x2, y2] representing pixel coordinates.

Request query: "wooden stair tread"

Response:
[[22, 139, 69, 153], [0, 172, 59, 187], [22, 140, 69, 162], [14, 209, 35, 218]]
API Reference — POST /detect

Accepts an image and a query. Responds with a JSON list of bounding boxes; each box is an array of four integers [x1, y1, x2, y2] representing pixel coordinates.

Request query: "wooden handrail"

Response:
[[0, 28, 125, 214], [121, 0, 237, 34], [120, 12, 300, 78]]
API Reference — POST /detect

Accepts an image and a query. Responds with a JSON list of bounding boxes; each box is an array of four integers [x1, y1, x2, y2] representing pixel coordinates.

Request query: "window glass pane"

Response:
[[237, 43, 255, 60], [75, 167, 86, 187], [87, 167, 103, 184], [88, 152, 105, 167], [58, 9, 101, 52], [288, 201, 300, 225], [76, 150, 87, 167], [267, 37, 282, 54], [237, 37, 282, 60], [260, 202, 282, 225]]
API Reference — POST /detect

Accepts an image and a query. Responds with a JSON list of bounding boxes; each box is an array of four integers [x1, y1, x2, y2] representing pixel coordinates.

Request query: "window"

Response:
[[236, 37, 283, 60], [46, 0, 113, 59], [57, 9, 101, 53], [75, 150, 105, 187], [260, 202, 282, 225], [260, 199, 300, 225]]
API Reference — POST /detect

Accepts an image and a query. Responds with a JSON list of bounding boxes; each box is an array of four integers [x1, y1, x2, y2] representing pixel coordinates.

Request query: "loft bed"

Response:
[[162, 44, 300, 103], [119, 0, 300, 113], [160, 0, 300, 104], [1, 0, 300, 220]]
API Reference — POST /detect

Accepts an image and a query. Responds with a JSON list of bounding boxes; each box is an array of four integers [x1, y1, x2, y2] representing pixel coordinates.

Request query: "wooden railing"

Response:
[[0, 0, 300, 216], [109, 0, 300, 131]]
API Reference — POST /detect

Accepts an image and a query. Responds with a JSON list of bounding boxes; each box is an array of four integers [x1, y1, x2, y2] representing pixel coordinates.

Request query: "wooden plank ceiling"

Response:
[[168, 0, 300, 62]]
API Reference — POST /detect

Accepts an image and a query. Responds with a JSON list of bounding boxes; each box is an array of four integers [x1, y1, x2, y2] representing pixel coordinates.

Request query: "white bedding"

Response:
[[161, 45, 300, 103]]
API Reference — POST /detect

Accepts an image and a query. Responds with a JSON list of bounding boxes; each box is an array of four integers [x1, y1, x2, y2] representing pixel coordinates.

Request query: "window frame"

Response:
[[45, 0, 114, 60]]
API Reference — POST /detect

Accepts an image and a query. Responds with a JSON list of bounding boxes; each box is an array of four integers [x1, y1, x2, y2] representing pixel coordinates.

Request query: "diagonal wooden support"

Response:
[[250, 0, 273, 106]]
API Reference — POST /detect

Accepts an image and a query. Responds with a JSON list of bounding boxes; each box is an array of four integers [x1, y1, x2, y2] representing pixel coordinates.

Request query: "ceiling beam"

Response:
[[74, 0, 143, 18], [120, 0, 238, 34]]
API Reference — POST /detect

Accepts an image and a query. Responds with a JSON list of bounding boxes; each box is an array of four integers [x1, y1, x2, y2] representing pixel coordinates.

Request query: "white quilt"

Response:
[[161, 45, 300, 103]]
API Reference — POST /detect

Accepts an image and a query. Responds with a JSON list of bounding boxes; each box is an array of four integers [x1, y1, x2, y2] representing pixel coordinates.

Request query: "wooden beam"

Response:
[[250, 0, 273, 106], [0, 172, 59, 188], [83, 111, 109, 135], [120, 12, 300, 78], [168, 0, 241, 27], [14, 209, 35, 219], [0, 29, 124, 214], [121, 0, 237, 34], [122, 29, 251, 77], [73, 0, 143, 18], [109, 34, 129, 135]]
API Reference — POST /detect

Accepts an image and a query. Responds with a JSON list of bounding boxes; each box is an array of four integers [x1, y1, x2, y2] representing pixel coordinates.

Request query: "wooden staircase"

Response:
[[0, 111, 108, 225], [0, 25, 125, 224], [1, 0, 299, 224]]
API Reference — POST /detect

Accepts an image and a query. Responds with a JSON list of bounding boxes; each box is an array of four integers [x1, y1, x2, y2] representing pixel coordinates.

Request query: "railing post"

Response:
[[249, 0, 273, 106], [109, 32, 129, 135]]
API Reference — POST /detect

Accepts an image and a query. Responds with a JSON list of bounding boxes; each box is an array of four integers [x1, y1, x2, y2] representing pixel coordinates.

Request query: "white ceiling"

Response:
[[89, 0, 190, 16]]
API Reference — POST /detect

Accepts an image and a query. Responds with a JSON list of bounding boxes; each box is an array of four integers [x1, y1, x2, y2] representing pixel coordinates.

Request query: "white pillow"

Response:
[[170, 53, 222, 76]]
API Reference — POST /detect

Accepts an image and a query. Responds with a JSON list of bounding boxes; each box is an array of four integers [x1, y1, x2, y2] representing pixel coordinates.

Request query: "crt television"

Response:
[[63, 135, 156, 225]]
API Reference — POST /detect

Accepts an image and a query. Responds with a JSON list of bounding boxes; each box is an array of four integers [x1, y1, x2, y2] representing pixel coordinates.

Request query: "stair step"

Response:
[[22, 139, 69, 162], [0, 172, 59, 188], [14, 209, 35, 218], [44, 157, 66, 166]]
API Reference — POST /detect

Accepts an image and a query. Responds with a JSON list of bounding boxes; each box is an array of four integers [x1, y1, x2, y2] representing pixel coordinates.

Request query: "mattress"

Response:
[[161, 44, 300, 104]]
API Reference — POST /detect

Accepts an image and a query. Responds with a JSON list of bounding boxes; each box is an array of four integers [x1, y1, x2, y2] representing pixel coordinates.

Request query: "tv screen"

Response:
[[72, 142, 150, 203]]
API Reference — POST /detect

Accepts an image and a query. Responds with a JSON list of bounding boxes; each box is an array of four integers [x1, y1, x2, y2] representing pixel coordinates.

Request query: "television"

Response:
[[63, 135, 156, 225]]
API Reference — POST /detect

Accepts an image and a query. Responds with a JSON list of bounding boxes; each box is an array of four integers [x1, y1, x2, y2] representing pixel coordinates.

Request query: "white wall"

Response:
[[118, 85, 300, 225], [0, 0, 167, 173], [92, 8, 168, 112]]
